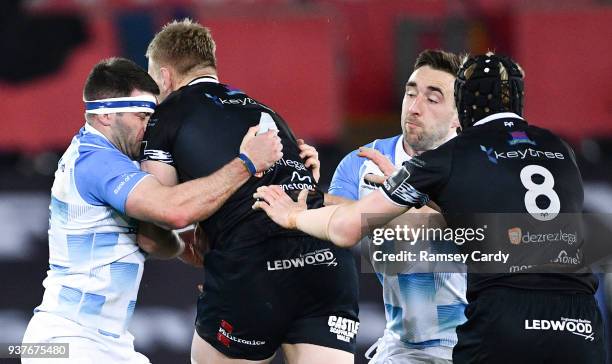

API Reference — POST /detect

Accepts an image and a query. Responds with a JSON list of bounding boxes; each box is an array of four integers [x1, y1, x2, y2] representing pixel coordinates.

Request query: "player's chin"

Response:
[[405, 133, 421, 145]]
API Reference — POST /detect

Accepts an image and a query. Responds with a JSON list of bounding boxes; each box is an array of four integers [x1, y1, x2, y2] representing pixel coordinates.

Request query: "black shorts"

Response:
[[195, 236, 359, 360], [453, 287, 605, 364]]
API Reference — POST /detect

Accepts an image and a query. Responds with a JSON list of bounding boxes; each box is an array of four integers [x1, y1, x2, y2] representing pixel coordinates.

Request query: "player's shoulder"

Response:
[[371, 135, 402, 153], [77, 142, 131, 170], [149, 85, 212, 130], [357, 134, 401, 155], [507, 119, 567, 148], [154, 86, 196, 115], [74, 128, 130, 166], [77, 127, 120, 155], [425, 134, 461, 157], [524, 122, 563, 141], [340, 135, 400, 164]]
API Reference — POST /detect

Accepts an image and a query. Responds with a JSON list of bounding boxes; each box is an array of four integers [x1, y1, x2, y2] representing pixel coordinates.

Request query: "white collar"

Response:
[[394, 136, 411, 167], [188, 76, 219, 86], [84, 122, 110, 142], [473, 112, 524, 127]]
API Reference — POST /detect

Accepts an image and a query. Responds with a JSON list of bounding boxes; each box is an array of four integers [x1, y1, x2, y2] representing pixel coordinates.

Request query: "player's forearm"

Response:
[[290, 190, 407, 248], [324, 193, 351, 206], [293, 205, 341, 243], [137, 222, 184, 259], [167, 158, 250, 227], [383, 205, 445, 230], [293, 202, 371, 248], [326, 190, 408, 247], [128, 159, 252, 229]]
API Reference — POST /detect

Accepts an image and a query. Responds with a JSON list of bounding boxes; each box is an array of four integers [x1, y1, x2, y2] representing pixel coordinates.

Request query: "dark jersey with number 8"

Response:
[[395, 113, 596, 300]]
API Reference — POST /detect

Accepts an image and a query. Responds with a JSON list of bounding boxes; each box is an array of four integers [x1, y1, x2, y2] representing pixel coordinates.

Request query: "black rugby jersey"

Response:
[[394, 113, 597, 300], [140, 77, 324, 250]]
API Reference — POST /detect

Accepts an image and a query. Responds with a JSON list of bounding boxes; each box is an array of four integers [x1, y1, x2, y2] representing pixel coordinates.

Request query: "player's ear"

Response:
[[159, 66, 173, 93], [450, 112, 460, 130], [97, 113, 113, 127]]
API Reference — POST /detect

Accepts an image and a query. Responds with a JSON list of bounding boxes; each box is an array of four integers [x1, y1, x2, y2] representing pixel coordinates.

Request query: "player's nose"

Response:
[[407, 95, 423, 115]]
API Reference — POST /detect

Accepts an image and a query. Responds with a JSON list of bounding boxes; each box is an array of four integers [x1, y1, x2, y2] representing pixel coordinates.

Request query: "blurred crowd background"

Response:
[[0, 0, 611, 362]]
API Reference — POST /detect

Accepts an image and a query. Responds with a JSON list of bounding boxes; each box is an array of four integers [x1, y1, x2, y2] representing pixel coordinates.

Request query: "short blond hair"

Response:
[[146, 18, 216, 75]]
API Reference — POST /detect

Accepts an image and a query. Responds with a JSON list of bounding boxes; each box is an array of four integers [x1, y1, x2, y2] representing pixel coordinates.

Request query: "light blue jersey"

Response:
[[329, 135, 467, 354], [35, 123, 150, 338]]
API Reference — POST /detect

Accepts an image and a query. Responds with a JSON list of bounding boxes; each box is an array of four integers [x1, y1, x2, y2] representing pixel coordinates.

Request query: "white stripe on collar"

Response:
[[84, 122, 110, 142], [473, 112, 524, 127], [188, 76, 219, 86], [394, 136, 411, 167]]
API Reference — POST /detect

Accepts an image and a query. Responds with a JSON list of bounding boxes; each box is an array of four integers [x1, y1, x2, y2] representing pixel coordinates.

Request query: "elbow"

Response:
[[162, 210, 192, 230], [167, 216, 191, 230], [161, 195, 216, 229], [332, 230, 361, 249], [328, 212, 361, 248]]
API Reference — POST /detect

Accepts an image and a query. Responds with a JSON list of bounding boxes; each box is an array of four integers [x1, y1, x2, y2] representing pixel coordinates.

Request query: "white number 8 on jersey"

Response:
[[520, 164, 561, 221]]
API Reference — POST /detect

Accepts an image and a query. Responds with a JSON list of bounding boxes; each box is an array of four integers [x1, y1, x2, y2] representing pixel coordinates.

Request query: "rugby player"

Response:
[[328, 50, 467, 363], [21, 57, 282, 363], [141, 19, 359, 363], [254, 53, 606, 363]]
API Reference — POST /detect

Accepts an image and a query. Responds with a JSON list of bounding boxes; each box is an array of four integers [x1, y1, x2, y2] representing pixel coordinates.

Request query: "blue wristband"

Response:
[[238, 153, 257, 175]]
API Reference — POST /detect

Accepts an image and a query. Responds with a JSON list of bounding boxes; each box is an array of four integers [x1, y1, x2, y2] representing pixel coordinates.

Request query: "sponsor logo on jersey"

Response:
[[480, 146, 565, 164], [551, 249, 581, 265], [272, 159, 316, 191], [216, 320, 266, 347], [480, 145, 498, 164], [205, 93, 224, 107], [267, 248, 337, 271], [507, 227, 577, 245], [281, 183, 314, 191], [267, 158, 308, 173], [508, 227, 522, 245], [328, 316, 359, 342], [509, 264, 535, 272], [113, 172, 139, 195], [205, 93, 260, 107], [291, 171, 312, 184], [508, 131, 536, 146], [525, 317, 594, 341]]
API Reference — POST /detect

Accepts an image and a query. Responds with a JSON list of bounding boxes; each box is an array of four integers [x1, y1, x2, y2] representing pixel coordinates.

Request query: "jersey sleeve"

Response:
[[328, 150, 362, 200], [140, 104, 181, 166], [382, 140, 454, 208], [75, 147, 150, 214]]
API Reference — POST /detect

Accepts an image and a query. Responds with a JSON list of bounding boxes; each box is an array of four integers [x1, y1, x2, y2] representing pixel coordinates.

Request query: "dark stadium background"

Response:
[[1, 0, 611, 363]]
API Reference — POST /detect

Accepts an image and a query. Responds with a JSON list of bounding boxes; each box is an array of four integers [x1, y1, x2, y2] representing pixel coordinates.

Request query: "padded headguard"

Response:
[[455, 52, 524, 130]]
